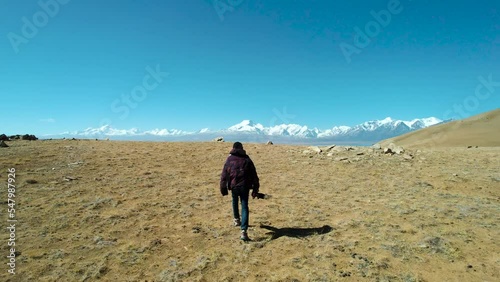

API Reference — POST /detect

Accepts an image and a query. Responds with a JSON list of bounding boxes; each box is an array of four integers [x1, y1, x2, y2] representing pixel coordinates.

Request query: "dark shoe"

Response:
[[240, 230, 250, 241], [233, 218, 241, 227]]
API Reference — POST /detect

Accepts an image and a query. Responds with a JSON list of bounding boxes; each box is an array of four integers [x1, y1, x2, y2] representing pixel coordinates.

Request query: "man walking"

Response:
[[220, 142, 260, 241]]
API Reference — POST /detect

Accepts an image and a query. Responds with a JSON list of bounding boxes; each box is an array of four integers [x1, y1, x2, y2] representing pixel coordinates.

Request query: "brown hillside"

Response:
[[380, 108, 500, 148]]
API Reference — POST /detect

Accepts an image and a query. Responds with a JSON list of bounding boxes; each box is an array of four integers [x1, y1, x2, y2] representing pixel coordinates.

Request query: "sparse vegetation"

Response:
[[0, 140, 498, 281]]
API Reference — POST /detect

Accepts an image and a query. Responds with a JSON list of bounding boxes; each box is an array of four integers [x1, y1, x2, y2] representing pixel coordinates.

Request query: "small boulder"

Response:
[[403, 154, 414, 160], [266, 141, 273, 145], [372, 143, 382, 150], [385, 143, 404, 155], [0, 140, 8, 148], [394, 147, 404, 155], [308, 146, 322, 154], [324, 145, 336, 152], [213, 137, 224, 142], [0, 134, 8, 141]]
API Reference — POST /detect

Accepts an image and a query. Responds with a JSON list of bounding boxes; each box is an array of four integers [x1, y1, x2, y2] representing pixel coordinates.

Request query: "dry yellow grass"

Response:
[[0, 140, 499, 281], [380, 108, 500, 148]]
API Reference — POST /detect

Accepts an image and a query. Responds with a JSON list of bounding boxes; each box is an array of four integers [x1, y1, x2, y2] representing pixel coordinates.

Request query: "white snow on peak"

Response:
[[420, 117, 442, 127], [58, 116, 444, 139], [227, 120, 265, 132], [144, 128, 190, 136], [379, 117, 394, 124], [403, 117, 442, 128], [199, 128, 210, 134], [69, 125, 191, 136]]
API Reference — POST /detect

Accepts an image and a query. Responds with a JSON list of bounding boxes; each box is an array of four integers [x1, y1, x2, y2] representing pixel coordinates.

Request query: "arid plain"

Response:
[[0, 108, 499, 282], [0, 132, 499, 282]]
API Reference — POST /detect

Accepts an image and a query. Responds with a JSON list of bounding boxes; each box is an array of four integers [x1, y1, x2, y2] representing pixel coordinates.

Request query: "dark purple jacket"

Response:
[[220, 148, 259, 192]]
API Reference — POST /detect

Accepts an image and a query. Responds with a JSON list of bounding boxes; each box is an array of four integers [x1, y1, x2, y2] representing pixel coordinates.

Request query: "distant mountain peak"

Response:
[[379, 117, 394, 124], [51, 116, 444, 143], [228, 120, 264, 132]]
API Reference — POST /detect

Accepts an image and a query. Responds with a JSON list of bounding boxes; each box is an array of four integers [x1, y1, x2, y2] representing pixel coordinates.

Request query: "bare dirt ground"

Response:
[[0, 140, 498, 281]]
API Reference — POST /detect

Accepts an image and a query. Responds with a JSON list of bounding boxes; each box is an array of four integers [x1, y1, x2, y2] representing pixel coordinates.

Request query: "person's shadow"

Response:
[[260, 224, 333, 240]]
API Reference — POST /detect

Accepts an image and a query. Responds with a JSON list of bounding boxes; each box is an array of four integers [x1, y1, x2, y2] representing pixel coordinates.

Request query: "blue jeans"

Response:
[[231, 186, 249, 231]]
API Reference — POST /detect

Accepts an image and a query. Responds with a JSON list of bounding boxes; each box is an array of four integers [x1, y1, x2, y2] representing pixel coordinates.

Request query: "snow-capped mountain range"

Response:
[[50, 117, 444, 144]]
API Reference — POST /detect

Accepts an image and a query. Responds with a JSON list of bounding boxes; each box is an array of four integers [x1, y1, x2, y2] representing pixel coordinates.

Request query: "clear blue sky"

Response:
[[1, 0, 499, 135]]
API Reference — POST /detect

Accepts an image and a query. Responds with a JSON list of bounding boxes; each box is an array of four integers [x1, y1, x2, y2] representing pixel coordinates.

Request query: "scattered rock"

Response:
[[334, 157, 348, 162], [385, 143, 404, 155], [356, 152, 364, 156], [393, 146, 404, 155], [26, 179, 38, 184], [345, 147, 355, 151], [403, 154, 414, 160], [324, 145, 336, 151], [266, 141, 273, 145], [94, 236, 116, 246], [0, 140, 8, 148], [416, 181, 434, 189], [308, 146, 322, 154], [372, 143, 382, 150], [383, 147, 393, 155], [63, 176, 78, 181], [213, 137, 224, 142]]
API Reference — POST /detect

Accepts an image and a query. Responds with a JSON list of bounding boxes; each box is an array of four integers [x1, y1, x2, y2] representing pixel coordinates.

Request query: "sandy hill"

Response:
[[380, 108, 500, 148]]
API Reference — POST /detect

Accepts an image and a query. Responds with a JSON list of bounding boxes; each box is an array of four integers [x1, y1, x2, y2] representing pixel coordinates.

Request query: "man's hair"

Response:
[[233, 142, 243, 149]]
